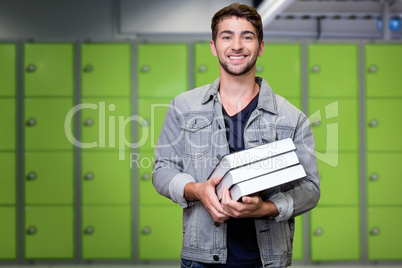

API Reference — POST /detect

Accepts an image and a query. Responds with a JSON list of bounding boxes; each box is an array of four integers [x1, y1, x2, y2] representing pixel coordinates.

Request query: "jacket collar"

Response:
[[201, 76, 278, 115]]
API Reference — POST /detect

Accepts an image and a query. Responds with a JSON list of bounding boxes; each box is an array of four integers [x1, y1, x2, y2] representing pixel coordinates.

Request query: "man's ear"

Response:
[[210, 40, 218, 57], [258, 40, 265, 57]]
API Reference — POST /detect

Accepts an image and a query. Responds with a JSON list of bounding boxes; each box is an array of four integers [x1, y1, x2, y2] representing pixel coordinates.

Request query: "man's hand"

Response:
[[184, 177, 230, 222], [220, 187, 279, 218]]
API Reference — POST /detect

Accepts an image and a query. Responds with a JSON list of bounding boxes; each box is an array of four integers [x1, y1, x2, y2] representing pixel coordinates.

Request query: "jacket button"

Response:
[[214, 222, 221, 227], [213, 255, 219, 261], [217, 154, 222, 160]]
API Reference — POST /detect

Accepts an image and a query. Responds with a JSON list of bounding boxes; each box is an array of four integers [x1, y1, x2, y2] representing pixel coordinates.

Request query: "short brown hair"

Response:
[[211, 3, 263, 44]]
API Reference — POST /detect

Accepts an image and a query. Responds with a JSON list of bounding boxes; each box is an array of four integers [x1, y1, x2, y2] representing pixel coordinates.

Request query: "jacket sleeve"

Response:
[[268, 116, 321, 222], [152, 98, 197, 209]]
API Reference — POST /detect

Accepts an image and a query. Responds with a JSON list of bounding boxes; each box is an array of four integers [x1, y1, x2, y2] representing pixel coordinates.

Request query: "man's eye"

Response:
[[244, 36, 253, 40], [223, 36, 231, 40]]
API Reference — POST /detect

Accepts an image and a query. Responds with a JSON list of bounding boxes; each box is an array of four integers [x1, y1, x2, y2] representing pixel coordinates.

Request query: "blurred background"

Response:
[[0, 0, 401, 266]]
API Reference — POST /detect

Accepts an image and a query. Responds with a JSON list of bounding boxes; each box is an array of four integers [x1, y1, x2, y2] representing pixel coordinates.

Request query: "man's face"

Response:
[[210, 17, 264, 76]]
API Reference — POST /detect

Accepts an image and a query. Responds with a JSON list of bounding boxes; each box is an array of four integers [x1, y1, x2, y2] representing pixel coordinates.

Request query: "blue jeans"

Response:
[[181, 259, 263, 268]]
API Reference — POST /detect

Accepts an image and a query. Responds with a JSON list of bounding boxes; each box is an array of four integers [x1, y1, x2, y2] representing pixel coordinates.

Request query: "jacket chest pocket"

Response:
[[259, 125, 295, 144], [180, 113, 214, 159]]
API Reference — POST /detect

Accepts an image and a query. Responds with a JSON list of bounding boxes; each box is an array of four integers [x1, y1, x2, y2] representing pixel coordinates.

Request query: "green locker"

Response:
[[137, 151, 174, 206], [0, 153, 16, 205], [0, 44, 17, 97], [365, 44, 402, 97], [310, 206, 360, 261], [24, 43, 74, 97], [0, 98, 16, 150], [194, 42, 219, 88], [81, 151, 131, 205], [81, 43, 131, 97], [0, 206, 16, 259], [137, 97, 172, 152], [308, 44, 358, 98], [24, 152, 73, 205], [257, 43, 301, 98], [292, 216, 303, 261], [138, 43, 188, 98], [367, 207, 402, 260], [24, 98, 74, 150], [81, 98, 132, 151], [309, 98, 358, 152], [367, 153, 402, 206], [366, 99, 402, 152], [138, 205, 182, 260], [284, 97, 302, 111], [82, 206, 132, 259], [317, 152, 359, 206], [25, 206, 74, 259]]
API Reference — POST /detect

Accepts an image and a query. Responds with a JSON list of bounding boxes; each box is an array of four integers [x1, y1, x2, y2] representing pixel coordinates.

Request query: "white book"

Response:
[[229, 164, 306, 201], [208, 138, 296, 180], [216, 151, 299, 200]]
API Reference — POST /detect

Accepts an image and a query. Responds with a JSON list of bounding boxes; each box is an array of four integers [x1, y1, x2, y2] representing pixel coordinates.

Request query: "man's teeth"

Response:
[[229, 56, 245, 59]]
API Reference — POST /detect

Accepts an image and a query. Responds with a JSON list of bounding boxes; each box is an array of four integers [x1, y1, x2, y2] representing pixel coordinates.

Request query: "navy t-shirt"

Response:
[[222, 92, 262, 267]]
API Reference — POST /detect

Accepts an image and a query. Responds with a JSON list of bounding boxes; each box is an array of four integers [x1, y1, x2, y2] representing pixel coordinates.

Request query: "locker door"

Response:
[[367, 153, 402, 206], [24, 98, 74, 150], [365, 44, 402, 97], [25, 206, 74, 259], [138, 206, 182, 260], [0, 153, 16, 205], [366, 99, 402, 152], [0, 98, 16, 150], [82, 206, 132, 259], [367, 207, 402, 260], [0, 44, 17, 97], [24, 43, 74, 97], [24, 152, 74, 205], [308, 44, 358, 98], [256, 44, 301, 98], [137, 97, 171, 152], [0, 206, 16, 259], [138, 44, 188, 98], [81, 151, 131, 205], [309, 98, 358, 152], [292, 216, 304, 261], [194, 42, 219, 87], [81, 43, 131, 97], [317, 152, 359, 206], [310, 207, 360, 261], [137, 151, 172, 206], [80, 98, 132, 151]]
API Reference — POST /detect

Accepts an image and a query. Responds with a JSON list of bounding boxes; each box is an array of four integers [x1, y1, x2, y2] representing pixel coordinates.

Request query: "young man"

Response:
[[153, 3, 320, 268]]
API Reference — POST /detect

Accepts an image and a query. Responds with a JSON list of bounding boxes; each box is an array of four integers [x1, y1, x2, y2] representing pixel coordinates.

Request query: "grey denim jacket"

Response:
[[153, 77, 320, 268]]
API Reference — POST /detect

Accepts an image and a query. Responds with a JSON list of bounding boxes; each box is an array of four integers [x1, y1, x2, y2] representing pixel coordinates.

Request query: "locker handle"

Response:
[[369, 173, 379, 181], [198, 65, 207, 73], [314, 228, 323, 236], [26, 226, 37, 235], [84, 118, 94, 126], [256, 65, 263, 73], [26, 64, 36, 72], [142, 226, 151, 235], [370, 227, 380, 236], [26, 118, 37, 127], [142, 173, 150, 181], [141, 119, 150, 127], [141, 65, 150, 73], [26, 172, 37, 181], [311, 65, 320, 73], [368, 119, 378, 128], [368, 65, 377, 73], [84, 226, 94, 235], [83, 64, 94, 73], [311, 120, 321, 127], [84, 172, 94, 180]]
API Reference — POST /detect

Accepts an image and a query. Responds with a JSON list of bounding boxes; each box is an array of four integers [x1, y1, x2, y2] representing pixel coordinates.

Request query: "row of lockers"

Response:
[[0, 42, 401, 263]]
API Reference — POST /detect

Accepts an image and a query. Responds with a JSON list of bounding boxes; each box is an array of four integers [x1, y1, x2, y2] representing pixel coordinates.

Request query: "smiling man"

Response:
[[153, 3, 320, 268]]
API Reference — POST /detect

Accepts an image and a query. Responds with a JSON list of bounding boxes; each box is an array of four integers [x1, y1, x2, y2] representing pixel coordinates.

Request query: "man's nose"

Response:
[[231, 36, 243, 51]]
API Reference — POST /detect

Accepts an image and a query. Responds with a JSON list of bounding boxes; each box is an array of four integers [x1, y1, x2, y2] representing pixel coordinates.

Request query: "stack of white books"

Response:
[[209, 138, 306, 201]]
